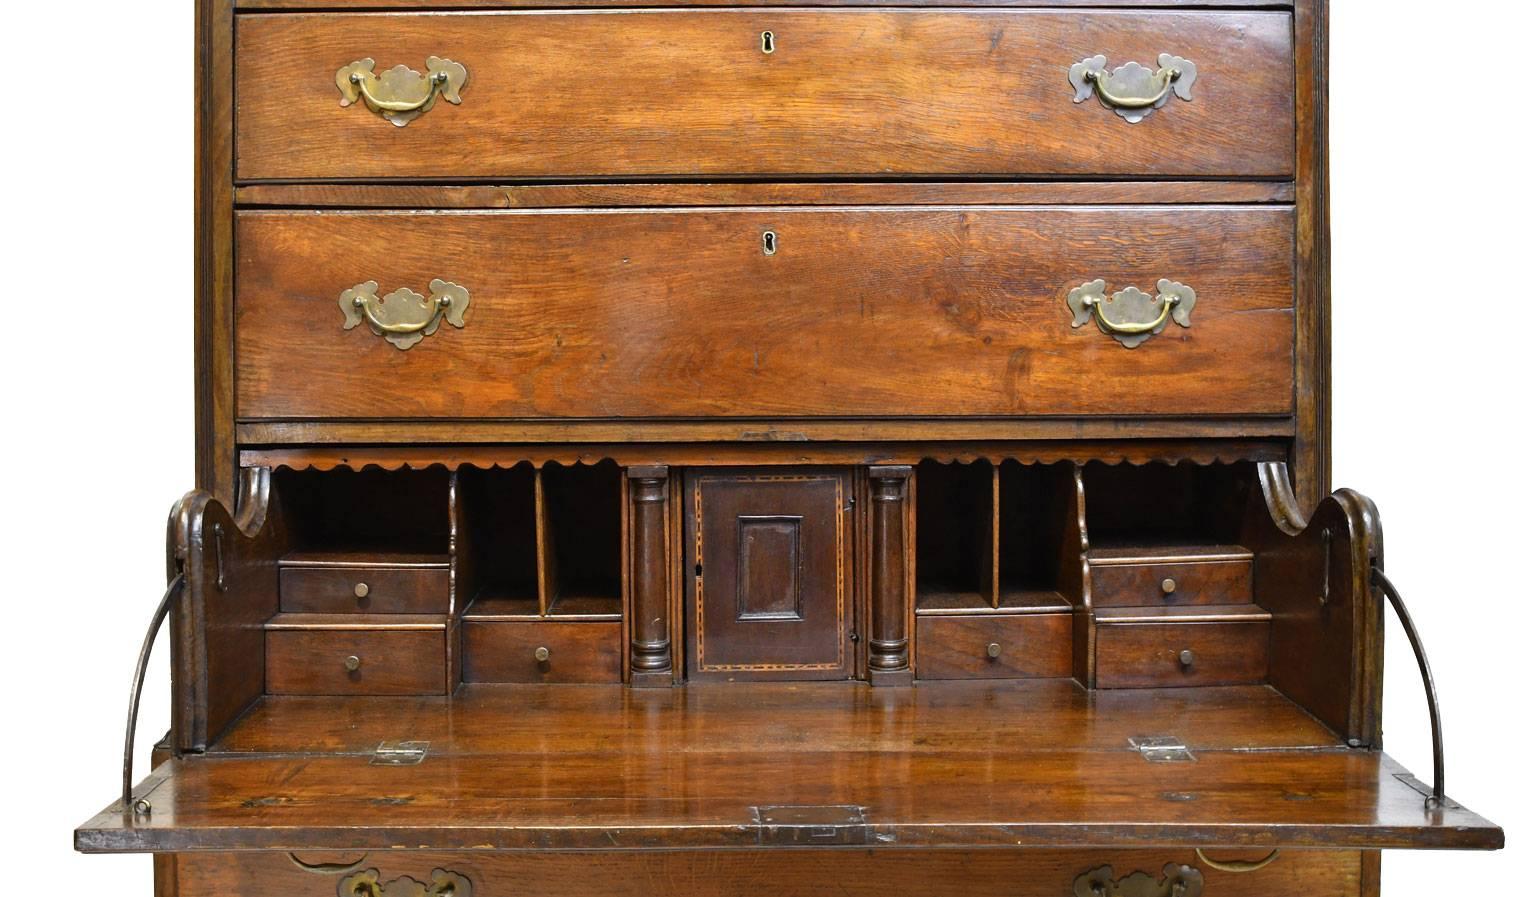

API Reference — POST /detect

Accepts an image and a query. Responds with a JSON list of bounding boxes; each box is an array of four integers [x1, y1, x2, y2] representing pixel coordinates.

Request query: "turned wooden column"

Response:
[[868, 465, 914, 686], [628, 466, 673, 687]]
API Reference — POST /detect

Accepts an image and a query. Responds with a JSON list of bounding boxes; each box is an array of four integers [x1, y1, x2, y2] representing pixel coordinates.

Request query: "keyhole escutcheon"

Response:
[[762, 230, 778, 255], [762, 31, 776, 54]]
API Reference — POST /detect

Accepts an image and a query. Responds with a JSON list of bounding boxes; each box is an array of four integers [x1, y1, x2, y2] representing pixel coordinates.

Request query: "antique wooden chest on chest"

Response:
[[76, 1, 1503, 894]]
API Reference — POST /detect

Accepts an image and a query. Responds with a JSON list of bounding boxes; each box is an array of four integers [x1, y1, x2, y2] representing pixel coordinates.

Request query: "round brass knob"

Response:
[[344, 655, 363, 672], [986, 642, 1002, 659], [354, 582, 370, 599], [1161, 578, 1177, 596], [1178, 649, 1195, 668], [534, 646, 551, 663]]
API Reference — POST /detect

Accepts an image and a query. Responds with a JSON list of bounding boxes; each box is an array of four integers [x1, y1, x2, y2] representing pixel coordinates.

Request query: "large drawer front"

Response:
[[235, 10, 1294, 180], [236, 207, 1295, 420]]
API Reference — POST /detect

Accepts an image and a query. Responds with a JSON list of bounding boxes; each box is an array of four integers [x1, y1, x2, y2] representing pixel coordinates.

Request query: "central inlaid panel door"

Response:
[[685, 469, 855, 681]]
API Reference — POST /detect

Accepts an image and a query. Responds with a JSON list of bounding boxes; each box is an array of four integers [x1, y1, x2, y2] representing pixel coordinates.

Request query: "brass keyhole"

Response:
[[761, 31, 776, 54], [762, 231, 778, 255]]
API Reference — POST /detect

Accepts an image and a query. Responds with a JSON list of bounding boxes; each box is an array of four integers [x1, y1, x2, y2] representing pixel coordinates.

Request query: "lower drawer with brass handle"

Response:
[[1094, 619, 1268, 689], [462, 621, 623, 684], [266, 625, 447, 696], [915, 613, 1073, 680], [236, 206, 1295, 421]]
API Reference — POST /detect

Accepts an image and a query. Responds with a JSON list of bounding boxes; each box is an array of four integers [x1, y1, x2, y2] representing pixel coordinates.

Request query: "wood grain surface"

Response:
[[235, 11, 1294, 180], [235, 206, 1295, 420], [78, 682, 1500, 853]]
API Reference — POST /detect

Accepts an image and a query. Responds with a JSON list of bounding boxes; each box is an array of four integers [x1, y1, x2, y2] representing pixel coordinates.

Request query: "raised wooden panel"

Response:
[[236, 11, 1293, 180], [686, 470, 853, 680], [235, 207, 1295, 421]]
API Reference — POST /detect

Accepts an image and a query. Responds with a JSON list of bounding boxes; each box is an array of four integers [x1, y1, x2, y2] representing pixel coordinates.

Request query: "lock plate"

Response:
[[371, 741, 430, 766], [1129, 735, 1196, 763], [753, 805, 869, 846]]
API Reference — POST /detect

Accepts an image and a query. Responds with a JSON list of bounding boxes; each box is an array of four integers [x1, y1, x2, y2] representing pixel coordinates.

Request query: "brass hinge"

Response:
[[752, 805, 870, 846], [1129, 735, 1196, 763], [371, 741, 430, 766]]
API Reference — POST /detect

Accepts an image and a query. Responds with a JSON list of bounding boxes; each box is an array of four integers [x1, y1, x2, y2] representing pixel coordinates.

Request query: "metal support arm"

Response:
[[122, 574, 185, 812], [1371, 565, 1445, 807]]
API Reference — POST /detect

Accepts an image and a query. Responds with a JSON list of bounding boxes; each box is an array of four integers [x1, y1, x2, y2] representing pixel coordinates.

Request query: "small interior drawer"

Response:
[[1090, 553, 1252, 608], [266, 625, 446, 695], [463, 621, 623, 684], [916, 613, 1073, 680], [280, 560, 449, 614], [1094, 619, 1268, 689]]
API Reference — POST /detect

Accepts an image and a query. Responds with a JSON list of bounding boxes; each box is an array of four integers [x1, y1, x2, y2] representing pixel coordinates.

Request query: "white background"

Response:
[[0, 1, 1528, 891]]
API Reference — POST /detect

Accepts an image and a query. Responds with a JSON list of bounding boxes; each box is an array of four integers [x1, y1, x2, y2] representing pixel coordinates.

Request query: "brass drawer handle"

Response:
[[344, 655, 363, 672], [1069, 54, 1197, 124], [1067, 279, 1196, 349], [1194, 849, 1279, 874], [336, 57, 468, 127], [339, 279, 470, 351]]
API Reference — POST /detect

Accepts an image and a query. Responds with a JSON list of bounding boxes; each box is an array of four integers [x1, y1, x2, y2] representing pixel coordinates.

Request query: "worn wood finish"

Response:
[[280, 564, 449, 615], [236, 207, 1295, 421], [235, 181, 1299, 211], [1090, 556, 1253, 608], [266, 628, 447, 696], [1094, 619, 1269, 689], [915, 613, 1073, 680], [685, 469, 855, 681], [236, 12, 1294, 181], [463, 621, 623, 683], [205, 683, 1338, 756], [174, 849, 1360, 897], [77, 684, 1501, 853]]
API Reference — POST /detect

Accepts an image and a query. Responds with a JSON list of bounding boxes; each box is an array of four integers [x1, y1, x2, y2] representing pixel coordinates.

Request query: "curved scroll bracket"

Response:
[[340, 280, 471, 351], [1068, 279, 1196, 348], [1074, 863, 1203, 897], [337, 57, 468, 127], [1070, 53, 1198, 123]]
